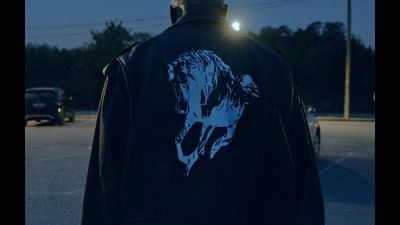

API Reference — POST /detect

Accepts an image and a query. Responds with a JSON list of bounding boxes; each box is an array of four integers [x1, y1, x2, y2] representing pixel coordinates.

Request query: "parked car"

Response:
[[305, 105, 321, 159], [25, 87, 75, 125]]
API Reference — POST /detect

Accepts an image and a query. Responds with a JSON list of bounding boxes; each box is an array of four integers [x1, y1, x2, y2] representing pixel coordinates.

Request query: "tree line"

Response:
[[26, 21, 374, 113]]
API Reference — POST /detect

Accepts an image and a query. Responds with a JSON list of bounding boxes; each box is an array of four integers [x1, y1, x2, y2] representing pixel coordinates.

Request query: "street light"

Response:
[[232, 22, 240, 31]]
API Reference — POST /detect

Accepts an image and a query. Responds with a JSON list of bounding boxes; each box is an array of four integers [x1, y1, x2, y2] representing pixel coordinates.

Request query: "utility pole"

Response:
[[344, 0, 352, 119]]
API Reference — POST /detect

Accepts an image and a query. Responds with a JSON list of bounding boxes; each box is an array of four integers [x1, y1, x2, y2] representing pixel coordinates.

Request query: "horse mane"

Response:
[[175, 50, 234, 96]]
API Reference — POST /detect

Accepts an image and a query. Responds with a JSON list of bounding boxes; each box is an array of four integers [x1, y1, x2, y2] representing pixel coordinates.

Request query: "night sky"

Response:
[[25, 0, 375, 49]]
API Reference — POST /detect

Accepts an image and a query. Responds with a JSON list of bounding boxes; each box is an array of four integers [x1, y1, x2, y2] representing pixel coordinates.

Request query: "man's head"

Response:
[[170, 0, 228, 24]]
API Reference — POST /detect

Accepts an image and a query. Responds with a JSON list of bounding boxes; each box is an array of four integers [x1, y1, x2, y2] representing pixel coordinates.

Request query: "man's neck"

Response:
[[182, 5, 227, 21]]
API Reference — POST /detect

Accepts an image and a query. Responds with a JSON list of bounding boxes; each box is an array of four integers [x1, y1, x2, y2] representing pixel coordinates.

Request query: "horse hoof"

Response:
[[185, 167, 192, 176]]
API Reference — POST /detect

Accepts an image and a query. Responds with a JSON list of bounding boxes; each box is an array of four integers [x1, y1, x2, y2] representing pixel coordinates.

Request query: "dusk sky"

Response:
[[25, 0, 375, 49]]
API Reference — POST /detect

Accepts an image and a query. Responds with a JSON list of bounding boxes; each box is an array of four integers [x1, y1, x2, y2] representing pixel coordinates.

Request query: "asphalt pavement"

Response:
[[25, 118, 375, 225]]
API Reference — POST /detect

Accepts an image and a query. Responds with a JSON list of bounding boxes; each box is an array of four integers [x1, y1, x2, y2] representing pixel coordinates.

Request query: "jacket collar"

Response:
[[169, 7, 228, 28]]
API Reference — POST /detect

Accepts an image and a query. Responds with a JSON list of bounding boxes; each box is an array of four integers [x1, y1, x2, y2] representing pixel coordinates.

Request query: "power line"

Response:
[[26, 0, 307, 32], [26, 22, 170, 39], [27, 32, 90, 39], [232, 0, 309, 12], [26, 0, 311, 40], [26, 16, 169, 31], [233, 0, 299, 9]]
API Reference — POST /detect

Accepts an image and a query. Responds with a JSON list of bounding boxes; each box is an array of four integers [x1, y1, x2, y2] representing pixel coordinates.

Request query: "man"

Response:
[[81, 0, 325, 224]]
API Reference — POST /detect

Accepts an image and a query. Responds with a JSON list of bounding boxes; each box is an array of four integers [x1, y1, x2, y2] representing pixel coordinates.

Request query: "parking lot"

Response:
[[25, 118, 375, 225]]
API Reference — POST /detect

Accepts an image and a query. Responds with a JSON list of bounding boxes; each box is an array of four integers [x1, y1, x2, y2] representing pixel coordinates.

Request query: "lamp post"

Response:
[[344, 0, 352, 119]]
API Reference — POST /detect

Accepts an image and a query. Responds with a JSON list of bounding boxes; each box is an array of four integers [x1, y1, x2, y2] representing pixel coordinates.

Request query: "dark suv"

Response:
[[25, 87, 75, 125]]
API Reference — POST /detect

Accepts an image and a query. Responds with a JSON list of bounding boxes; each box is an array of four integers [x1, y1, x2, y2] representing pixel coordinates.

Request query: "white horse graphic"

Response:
[[167, 50, 260, 175]]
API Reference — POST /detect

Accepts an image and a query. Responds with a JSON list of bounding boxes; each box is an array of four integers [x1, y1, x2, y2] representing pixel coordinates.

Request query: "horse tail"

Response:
[[237, 74, 261, 98]]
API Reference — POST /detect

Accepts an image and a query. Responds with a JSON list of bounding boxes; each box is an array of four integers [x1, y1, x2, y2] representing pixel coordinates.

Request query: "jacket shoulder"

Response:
[[102, 42, 141, 77], [248, 37, 291, 69], [243, 37, 293, 83]]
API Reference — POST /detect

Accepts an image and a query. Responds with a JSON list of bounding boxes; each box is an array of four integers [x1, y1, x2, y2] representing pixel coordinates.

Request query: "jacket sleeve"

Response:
[[279, 75, 325, 225], [81, 57, 131, 225]]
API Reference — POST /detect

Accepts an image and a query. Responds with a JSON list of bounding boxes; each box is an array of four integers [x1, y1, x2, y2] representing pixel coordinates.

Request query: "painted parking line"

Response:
[[34, 152, 90, 163], [318, 152, 354, 175], [29, 187, 85, 196]]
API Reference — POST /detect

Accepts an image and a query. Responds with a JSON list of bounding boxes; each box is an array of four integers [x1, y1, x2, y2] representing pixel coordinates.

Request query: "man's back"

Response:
[[81, 6, 324, 225]]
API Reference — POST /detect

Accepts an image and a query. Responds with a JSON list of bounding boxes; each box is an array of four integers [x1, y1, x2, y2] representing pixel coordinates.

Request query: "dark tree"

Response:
[[69, 21, 151, 109], [248, 21, 374, 113]]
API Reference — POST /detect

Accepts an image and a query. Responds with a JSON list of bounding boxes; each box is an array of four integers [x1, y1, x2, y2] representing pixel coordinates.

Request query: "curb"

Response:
[[76, 115, 97, 119], [316, 117, 375, 122]]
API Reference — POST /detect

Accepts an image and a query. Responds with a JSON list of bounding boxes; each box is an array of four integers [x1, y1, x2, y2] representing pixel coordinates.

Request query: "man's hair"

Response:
[[170, 0, 226, 7]]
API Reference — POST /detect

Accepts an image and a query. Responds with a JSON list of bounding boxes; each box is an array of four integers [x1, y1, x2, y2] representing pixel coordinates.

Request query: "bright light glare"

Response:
[[232, 22, 240, 31]]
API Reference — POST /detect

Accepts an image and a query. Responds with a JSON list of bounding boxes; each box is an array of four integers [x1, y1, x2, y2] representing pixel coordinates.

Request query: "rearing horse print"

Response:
[[167, 50, 260, 176]]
